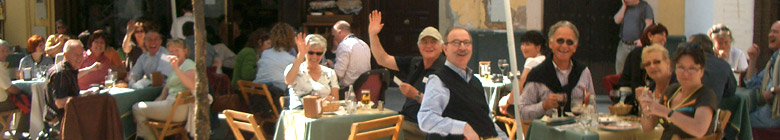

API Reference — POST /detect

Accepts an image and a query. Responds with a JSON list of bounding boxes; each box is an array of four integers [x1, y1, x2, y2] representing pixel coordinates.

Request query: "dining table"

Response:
[[273, 108, 402, 140], [11, 80, 163, 139], [474, 74, 511, 112], [525, 116, 664, 140]]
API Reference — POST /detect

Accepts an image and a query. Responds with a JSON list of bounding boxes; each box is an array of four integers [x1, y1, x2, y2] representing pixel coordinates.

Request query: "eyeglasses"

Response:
[[641, 60, 663, 68], [675, 66, 701, 74], [307, 51, 324, 56], [555, 38, 576, 46], [446, 40, 472, 47], [420, 40, 440, 45]]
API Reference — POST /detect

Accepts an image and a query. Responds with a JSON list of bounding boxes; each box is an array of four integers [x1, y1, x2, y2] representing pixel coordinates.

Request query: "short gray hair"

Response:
[[306, 34, 328, 52], [547, 21, 580, 41], [333, 20, 351, 32]]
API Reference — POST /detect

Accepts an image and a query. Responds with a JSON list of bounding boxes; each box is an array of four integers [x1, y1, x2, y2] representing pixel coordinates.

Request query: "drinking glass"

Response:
[[479, 61, 491, 79], [497, 59, 508, 75], [361, 90, 371, 106]]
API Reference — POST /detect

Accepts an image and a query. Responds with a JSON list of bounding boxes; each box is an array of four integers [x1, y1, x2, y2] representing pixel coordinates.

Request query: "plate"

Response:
[[599, 121, 640, 131], [545, 117, 576, 126]]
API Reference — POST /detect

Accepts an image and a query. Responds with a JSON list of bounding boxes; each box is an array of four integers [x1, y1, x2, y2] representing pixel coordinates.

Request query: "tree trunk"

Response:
[[192, 0, 211, 139]]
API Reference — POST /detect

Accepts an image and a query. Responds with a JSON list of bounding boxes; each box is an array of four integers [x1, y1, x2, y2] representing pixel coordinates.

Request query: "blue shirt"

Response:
[[418, 61, 508, 139], [131, 47, 172, 81], [254, 49, 296, 90]]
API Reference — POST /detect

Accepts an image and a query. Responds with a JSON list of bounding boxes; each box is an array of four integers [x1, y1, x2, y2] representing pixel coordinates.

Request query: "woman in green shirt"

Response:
[[233, 29, 271, 87], [132, 39, 196, 140]]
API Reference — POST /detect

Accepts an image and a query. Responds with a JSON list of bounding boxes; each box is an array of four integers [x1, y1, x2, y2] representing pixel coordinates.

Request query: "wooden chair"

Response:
[[236, 80, 279, 126], [674, 109, 732, 140], [495, 115, 531, 140], [223, 109, 266, 140], [144, 91, 194, 140], [348, 115, 403, 140], [0, 109, 21, 138]]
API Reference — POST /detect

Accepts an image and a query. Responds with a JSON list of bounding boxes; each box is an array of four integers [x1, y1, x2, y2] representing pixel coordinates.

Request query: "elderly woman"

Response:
[[254, 23, 296, 96], [284, 33, 339, 109], [616, 24, 669, 115], [132, 39, 195, 140], [122, 17, 152, 70], [635, 45, 676, 98], [77, 30, 124, 90], [640, 43, 718, 139], [19, 35, 55, 79], [709, 24, 748, 73]]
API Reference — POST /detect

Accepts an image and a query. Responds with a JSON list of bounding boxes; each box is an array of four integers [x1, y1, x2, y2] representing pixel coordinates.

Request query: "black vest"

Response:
[[524, 57, 586, 117], [427, 66, 498, 139]]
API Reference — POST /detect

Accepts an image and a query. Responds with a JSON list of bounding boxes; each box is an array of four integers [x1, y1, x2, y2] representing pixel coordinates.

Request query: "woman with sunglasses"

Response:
[[640, 43, 717, 139], [708, 24, 748, 73], [616, 24, 668, 115], [284, 33, 339, 109], [122, 17, 152, 70]]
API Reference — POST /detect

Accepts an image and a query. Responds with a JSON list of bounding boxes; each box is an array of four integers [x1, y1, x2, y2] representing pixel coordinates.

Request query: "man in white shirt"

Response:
[[170, 4, 193, 39], [332, 20, 371, 87], [0, 39, 27, 137], [130, 31, 173, 83]]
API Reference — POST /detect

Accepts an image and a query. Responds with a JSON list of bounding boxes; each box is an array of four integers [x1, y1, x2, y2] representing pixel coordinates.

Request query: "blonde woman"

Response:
[[131, 39, 195, 140]]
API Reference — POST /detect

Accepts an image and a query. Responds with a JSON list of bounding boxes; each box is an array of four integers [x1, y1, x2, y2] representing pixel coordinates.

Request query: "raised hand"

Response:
[[368, 10, 385, 35], [168, 55, 180, 69], [294, 33, 309, 56]]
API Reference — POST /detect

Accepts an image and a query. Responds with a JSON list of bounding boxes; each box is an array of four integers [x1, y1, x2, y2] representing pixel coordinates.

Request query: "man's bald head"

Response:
[[63, 40, 85, 67], [333, 20, 351, 32]]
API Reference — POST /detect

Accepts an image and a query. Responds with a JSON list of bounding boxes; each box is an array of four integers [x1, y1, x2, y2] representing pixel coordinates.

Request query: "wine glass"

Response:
[[554, 93, 568, 117], [497, 59, 508, 76]]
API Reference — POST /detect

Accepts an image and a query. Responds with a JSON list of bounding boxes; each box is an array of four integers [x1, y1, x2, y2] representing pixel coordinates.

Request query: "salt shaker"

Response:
[[378, 101, 384, 111]]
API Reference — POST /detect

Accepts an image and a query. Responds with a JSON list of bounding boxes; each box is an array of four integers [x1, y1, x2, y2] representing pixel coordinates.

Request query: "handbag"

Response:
[[208, 66, 244, 112]]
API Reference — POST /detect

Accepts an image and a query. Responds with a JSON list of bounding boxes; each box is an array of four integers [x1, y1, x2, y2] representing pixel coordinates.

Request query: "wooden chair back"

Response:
[[146, 91, 194, 140], [347, 115, 403, 140], [223, 109, 266, 140], [675, 109, 732, 140], [237, 80, 279, 125]]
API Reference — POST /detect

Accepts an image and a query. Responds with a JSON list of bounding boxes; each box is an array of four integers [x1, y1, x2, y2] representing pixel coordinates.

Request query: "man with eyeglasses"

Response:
[[614, 0, 654, 74], [516, 21, 596, 121], [367, 10, 445, 140], [418, 27, 508, 140]]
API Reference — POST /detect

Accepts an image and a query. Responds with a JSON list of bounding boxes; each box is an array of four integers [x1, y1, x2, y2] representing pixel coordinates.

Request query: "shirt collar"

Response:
[[444, 60, 472, 81], [551, 60, 573, 74]]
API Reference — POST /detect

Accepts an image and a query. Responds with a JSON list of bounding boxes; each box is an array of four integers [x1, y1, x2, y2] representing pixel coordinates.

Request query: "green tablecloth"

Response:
[[108, 87, 163, 139], [11, 80, 162, 139], [273, 109, 402, 140], [525, 120, 663, 140], [725, 88, 754, 140], [525, 120, 599, 140]]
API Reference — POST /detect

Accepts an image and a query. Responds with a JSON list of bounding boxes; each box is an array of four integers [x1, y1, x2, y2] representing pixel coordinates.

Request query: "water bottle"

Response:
[[345, 85, 356, 114]]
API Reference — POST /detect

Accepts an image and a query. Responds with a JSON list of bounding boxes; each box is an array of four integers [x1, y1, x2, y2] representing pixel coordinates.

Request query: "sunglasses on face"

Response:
[[642, 60, 663, 68], [555, 38, 576, 45], [308, 51, 324, 56]]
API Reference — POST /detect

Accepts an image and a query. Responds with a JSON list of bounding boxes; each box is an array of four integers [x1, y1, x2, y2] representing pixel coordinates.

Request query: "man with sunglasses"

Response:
[[516, 21, 596, 121], [418, 27, 508, 140], [367, 11, 446, 140], [614, 0, 654, 74], [332, 20, 371, 88]]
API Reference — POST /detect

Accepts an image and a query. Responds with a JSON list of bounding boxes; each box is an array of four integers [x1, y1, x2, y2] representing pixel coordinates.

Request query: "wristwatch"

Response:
[[414, 92, 423, 101]]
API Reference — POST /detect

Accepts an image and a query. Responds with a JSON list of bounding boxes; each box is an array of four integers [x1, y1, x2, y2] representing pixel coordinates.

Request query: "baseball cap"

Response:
[[418, 26, 442, 44]]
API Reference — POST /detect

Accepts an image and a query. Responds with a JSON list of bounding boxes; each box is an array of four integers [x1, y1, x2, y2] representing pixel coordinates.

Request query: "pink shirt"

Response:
[[77, 51, 111, 90]]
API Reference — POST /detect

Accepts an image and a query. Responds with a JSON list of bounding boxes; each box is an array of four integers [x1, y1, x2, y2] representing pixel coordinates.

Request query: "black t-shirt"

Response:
[[660, 84, 718, 139], [395, 55, 445, 123]]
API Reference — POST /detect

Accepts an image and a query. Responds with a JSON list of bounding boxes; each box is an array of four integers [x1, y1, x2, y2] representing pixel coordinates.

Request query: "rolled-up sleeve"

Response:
[[333, 44, 349, 78], [517, 82, 549, 120], [417, 75, 466, 136]]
